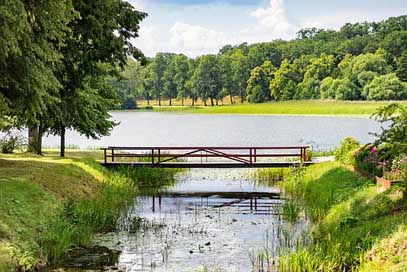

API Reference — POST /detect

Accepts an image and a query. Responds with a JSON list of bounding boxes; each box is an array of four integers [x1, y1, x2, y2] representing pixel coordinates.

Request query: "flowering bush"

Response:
[[353, 145, 383, 177], [383, 155, 407, 181], [335, 137, 360, 165]]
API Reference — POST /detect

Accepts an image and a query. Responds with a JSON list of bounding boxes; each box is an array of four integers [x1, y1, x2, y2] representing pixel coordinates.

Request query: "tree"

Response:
[[173, 54, 191, 106], [219, 55, 236, 104], [192, 55, 221, 106], [396, 51, 407, 82], [364, 73, 407, 100], [246, 61, 275, 103], [230, 50, 250, 103], [270, 59, 302, 100], [138, 66, 154, 106], [107, 59, 143, 109], [162, 59, 177, 106], [298, 54, 335, 99], [150, 53, 166, 106], [0, 0, 74, 154], [44, 0, 147, 157]]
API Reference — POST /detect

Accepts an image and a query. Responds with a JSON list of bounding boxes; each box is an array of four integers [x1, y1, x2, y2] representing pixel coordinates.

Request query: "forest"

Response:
[[113, 15, 407, 108]]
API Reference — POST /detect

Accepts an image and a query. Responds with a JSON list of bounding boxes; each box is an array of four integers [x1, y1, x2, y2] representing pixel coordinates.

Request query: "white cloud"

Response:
[[128, 0, 146, 11], [132, 25, 163, 57], [169, 22, 230, 56], [247, 0, 296, 40]]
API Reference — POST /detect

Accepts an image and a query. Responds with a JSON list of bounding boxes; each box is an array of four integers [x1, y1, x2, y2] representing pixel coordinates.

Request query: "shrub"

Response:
[[354, 145, 383, 176], [334, 137, 360, 165], [0, 132, 25, 153]]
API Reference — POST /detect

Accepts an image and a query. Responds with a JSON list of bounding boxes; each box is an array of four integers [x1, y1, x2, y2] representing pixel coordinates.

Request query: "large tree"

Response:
[[192, 55, 221, 106], [246, 61, 275, 103], [0, 0, 73, 152], [44, 0, 147, 157]]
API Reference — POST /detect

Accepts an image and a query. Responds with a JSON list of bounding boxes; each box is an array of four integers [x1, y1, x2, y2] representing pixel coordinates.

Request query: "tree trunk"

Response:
[[216, 99, 219, 106], [192, 98, 195, 106], [182, 97, 184, 106], [229, 94, 233, 104], [210, 97, 214, 106], [147, 98, 150, 106], [158, 96, 161, 106], [28, 127, 41, 154], [36, 124, 44, 155], [60, 127, 66, 157], [169, 97, 172, 106], [240, 93, 244, 104], [203, 99, 207, 106]]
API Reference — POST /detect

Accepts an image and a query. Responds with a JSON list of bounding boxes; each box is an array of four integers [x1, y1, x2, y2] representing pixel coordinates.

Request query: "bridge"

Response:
[[101, 146, 313, 168]]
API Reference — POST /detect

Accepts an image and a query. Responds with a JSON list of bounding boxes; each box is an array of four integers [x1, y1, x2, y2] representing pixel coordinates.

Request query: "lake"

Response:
[[43, 112, 383, 151]]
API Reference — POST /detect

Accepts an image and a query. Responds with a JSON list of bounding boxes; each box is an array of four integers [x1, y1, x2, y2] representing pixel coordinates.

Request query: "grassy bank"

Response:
[[0, 150, 178, 270], [272, 162, 407, 271], [137, 100, 404, 115]]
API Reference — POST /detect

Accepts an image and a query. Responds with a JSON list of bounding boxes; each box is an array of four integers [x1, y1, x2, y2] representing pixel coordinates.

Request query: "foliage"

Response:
[[334, 137, 360, 165], [396, 51, 407, 82], [120, 15, 407, 107], [372, 103, 407, 165], [247, 61, 275, 103], [0, 132, 26, 154], [353, 145, 383, 176], [364, 73, 407, 100]]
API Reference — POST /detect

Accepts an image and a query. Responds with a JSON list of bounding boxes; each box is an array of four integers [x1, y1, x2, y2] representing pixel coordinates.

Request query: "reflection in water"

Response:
[[58, 169, 310, 272]]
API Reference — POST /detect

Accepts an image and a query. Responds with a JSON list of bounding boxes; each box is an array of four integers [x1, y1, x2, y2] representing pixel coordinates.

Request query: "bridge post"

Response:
[[254, 148, 257, 163], [111, 148, 115, 162], [103, 149, 107, 164], [151, 148, 154, 164], [249, 148, 253, 164]]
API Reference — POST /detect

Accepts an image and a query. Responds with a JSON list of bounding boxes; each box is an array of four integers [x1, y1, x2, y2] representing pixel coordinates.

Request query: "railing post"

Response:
[[249, 148, 252, 164], [151, 148, 154, 164], [104, 149, 107, 164], [254, 148, 257, 163], [112, 148, 115, 162], [158, 148, 161, 163]]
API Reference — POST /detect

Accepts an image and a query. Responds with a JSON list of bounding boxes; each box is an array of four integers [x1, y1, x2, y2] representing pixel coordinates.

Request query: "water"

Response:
[[43, 112, 382, 151], [58, 169, 310, 272], [49, 112, 380, 271]]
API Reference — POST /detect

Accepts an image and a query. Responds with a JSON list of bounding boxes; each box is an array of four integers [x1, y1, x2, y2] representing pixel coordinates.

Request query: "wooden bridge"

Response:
[[101, 146, 313, 168]]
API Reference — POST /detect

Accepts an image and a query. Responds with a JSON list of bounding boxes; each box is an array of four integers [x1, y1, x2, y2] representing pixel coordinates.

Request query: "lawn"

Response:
[[136, 100, 404, 115]]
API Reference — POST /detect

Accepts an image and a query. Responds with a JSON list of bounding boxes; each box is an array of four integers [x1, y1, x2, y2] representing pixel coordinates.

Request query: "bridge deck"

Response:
[[101, 146, 313, 168], [102, 161, 314, 168]]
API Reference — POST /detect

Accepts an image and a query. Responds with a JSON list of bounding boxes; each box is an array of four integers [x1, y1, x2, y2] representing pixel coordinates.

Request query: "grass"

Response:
[[274, 162, 407, 271], [0, 150, 179, 270], [134, 100, 404, 116]]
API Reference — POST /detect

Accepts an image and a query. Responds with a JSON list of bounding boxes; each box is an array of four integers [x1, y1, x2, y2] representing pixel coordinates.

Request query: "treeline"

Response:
[[115, 15, 407, 108], [0, 0, 146, 156]]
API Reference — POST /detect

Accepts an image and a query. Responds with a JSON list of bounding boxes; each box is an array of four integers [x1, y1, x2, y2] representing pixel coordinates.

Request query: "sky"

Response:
[[129, 0, 407, 58]]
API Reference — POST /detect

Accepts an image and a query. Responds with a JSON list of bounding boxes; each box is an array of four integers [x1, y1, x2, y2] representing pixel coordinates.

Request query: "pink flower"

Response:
[[371, 146, 377, 154]]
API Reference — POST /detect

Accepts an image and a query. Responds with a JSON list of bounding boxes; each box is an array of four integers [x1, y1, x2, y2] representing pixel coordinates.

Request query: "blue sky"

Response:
[[129, 0, 407, 57]]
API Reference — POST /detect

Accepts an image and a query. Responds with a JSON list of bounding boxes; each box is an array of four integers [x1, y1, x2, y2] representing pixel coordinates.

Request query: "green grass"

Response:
[[0, 150, 179, 270], [277, 162, 407, 271], [144, 100, 403, 115]]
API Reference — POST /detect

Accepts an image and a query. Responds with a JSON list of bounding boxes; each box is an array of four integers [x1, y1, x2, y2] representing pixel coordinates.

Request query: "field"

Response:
[[135, 100, 404, 115]]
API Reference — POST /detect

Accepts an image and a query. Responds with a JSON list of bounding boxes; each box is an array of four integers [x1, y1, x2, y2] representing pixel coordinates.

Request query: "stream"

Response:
[[57, 168, 310, 272]]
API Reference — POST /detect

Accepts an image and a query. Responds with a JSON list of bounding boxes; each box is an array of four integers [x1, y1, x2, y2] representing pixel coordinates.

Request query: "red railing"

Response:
[[101, 146, 310, 166]]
